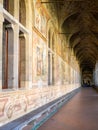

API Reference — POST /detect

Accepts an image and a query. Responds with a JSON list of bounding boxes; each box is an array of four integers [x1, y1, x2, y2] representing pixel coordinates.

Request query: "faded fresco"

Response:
[[0, 0, 82, 126], [33, 31, 47, 84], [61, 61, 66, 84], [34, 0, 47, 37], [36, 47, 42, 76], [55, 56, 62, 85], [65, 62, 69, 84]]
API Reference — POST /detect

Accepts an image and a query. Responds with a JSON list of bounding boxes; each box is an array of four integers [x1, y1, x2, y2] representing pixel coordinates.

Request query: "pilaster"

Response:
[[13, 24, 19, 89], [25, 32, 33, 89], [0, 4, 4, 90]]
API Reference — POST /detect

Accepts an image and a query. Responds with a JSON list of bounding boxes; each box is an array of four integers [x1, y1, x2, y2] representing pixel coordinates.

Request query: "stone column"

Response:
[[13, 24, 19, 89], [48, 51, 52, 85], [0, 9, 4, 90], [95, 61, 98, 86], [52, 54, 54, 85], [25, 33, 33, 89], [53, 54, 56, 85], [6, 24, 14, 89], [48, 51, 50, 85]]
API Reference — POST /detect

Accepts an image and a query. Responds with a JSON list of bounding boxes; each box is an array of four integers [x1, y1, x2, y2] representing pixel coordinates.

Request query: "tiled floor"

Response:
[[38, 88, 98, 130]]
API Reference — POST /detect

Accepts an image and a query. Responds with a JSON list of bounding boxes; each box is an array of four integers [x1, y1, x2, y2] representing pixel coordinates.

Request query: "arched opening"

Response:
[[48, 29, 52, 85], [3, 0, 14, 16], [48, 30, 55, 85], [82, 71, 92, 87], [19, 31, 26, 88], [52, 35, 55, 85], [2, 19, 14, 89], [19, 0, 26, 26]]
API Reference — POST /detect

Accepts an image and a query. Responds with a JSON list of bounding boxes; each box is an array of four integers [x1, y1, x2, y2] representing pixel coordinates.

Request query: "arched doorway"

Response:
[[2, 19, 14, 89]]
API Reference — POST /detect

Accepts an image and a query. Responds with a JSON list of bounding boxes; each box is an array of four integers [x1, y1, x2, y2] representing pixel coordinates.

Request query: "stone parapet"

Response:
[[0, 83, 80, 126]]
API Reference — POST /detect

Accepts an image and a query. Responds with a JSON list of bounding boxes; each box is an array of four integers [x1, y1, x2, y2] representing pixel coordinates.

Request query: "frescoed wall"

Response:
[[61, 61, 66, 84], [0, 0, 81, 126], [55, 56, 62, 85], [32, 31, 47, 85], [34, 0, 47, 37]]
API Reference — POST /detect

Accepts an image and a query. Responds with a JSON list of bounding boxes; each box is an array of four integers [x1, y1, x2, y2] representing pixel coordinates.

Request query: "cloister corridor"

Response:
[[0, 0, 98, 130], [38, 88, 98, 130]]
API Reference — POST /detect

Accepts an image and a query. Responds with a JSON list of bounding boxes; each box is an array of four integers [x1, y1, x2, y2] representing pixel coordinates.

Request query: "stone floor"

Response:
[[0, 88, 79, 130], [1, 87, 98, 130], [38, 87, 98, 130]]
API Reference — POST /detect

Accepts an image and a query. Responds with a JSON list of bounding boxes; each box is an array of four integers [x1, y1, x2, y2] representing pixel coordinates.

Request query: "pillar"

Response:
[[0, 5, 4, 90], [48, 51, 52, 85], [25, 33, 33, 89], [6, 24, 14, 89], [13, 24, 19, 89]]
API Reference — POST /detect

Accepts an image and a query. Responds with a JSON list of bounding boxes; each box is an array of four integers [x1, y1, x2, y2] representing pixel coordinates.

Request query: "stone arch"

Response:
[[2, 20, 14, 89]]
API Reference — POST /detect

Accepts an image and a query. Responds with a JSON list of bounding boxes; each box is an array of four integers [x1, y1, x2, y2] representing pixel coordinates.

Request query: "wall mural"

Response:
[[0, 83, 80, 125], [34, 0, 47, 37], [33, 31, 47, 83], [61, 61, 66, 84], [42, 44, 47, 76], [36, 47, 42, 76], [36, 45, 47, 77]]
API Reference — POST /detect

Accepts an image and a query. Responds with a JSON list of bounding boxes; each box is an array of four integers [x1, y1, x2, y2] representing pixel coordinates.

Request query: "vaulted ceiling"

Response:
[[44, 0, 98, 72]]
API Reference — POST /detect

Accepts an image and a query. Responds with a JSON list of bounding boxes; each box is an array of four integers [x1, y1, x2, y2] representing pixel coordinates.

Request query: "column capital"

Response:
[[5, 24, 13, 29], [19, 33, 25, 38]]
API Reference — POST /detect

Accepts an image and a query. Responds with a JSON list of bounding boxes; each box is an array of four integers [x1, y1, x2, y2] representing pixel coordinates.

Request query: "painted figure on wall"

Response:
[[34, 0, 47, 36], [36, 47, 42, 76], [33, 31, 47, 82]]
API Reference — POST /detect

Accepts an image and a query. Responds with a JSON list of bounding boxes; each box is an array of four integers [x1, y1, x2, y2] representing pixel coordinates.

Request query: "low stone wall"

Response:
[[0, 83, 80, 126]]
